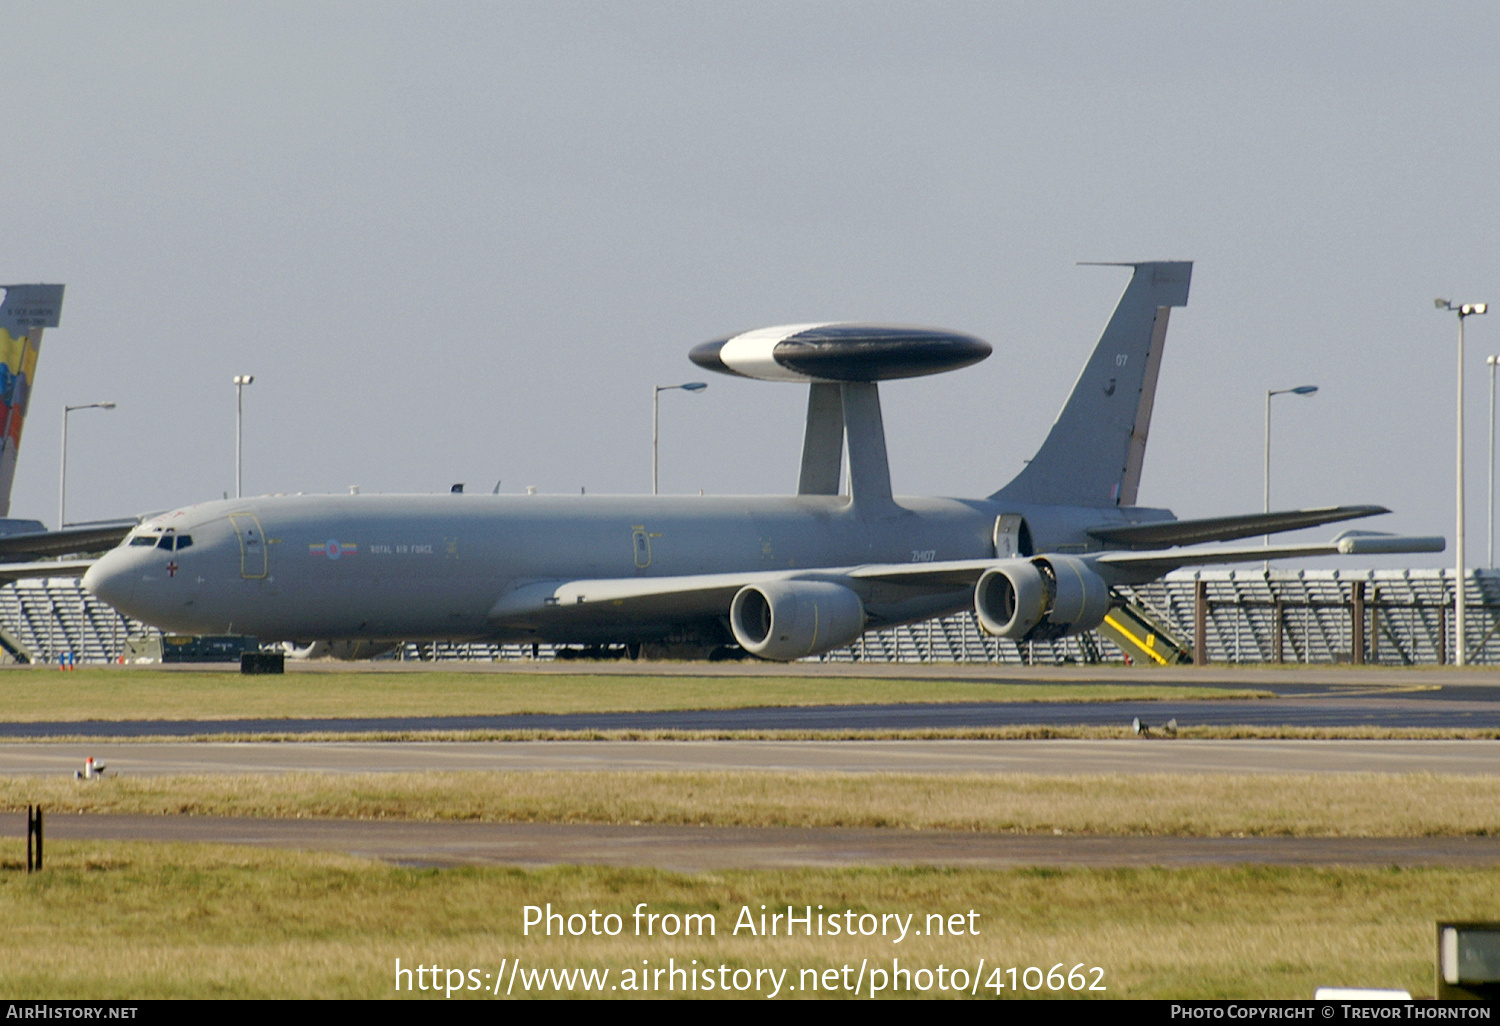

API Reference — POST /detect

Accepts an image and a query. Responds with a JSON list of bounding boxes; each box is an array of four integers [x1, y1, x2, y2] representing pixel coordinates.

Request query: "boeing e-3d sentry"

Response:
[[82, 262, 1442, 660]]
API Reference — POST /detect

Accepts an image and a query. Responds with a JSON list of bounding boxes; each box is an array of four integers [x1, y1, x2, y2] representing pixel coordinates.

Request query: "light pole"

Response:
[[1264, 385, 1318, 555], [1490, 355, 1499, 569], [1436, 299, 1487, 665], [60, 402, 116, 528], [233, 375, 254, 499], [652, 382, 706, 495]]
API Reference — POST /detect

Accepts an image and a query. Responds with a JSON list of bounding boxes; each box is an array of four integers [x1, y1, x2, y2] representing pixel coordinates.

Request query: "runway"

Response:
[[7, 812, 1500, 870], [3, 695, 1498, 737], [3, 739, 1498, 776]]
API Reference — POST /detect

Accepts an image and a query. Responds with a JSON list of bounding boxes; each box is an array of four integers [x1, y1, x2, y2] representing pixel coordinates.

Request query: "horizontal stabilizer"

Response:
[[1086, 505, 1389, 549]]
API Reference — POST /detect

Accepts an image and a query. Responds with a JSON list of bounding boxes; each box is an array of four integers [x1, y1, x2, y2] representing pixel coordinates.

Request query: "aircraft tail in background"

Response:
[[992, 262, 1191, 508], [0, 285, 64, 518]]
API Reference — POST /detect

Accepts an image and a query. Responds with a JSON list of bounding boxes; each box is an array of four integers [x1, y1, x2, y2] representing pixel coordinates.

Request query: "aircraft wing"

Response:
[[1090, 532, 1446, 583], [0, 519, 138, 560], [489, 571, 812, 628], [1085, 505, 1389, 548], [488, 561, 1013, 631], [0, 559, 95, 583], [491, 531, 1447, 629], [842, 531, 1439, 586]]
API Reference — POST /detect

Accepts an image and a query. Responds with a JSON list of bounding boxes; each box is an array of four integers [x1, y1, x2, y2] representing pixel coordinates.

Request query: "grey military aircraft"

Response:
[[83, 262, 1441, 660]]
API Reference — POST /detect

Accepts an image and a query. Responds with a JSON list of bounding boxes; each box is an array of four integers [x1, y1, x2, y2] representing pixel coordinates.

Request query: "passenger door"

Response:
[[229, 513, 268, 579]]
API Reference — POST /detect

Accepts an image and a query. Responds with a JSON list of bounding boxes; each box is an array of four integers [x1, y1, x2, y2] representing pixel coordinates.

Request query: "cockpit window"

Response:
[[127, 528, 192, 549]]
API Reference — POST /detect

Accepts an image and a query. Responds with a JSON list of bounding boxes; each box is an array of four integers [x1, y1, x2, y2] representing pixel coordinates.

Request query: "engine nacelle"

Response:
[[974, 555, 1111, 641], [730, 581, 867, 661], [974, 560, 1050, 638]]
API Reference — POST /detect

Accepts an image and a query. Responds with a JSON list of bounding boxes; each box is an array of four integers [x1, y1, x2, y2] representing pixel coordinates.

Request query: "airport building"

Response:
[[6, 568, 1499, 667]]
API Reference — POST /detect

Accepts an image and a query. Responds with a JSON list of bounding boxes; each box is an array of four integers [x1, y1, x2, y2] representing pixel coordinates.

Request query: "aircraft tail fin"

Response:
[[992, 262, 1190, 508], [0, 285, 64, 518]]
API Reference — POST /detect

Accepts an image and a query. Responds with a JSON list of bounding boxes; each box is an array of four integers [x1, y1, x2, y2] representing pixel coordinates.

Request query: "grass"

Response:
[[0, 668, 1271, 722], [0, 841, 1481, 998], [6, 770, 1500, 836], [0, 664, 1482, 998]]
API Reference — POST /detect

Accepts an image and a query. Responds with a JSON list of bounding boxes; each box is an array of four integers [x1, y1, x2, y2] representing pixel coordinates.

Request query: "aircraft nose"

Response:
[[82, 552, 137, 612]]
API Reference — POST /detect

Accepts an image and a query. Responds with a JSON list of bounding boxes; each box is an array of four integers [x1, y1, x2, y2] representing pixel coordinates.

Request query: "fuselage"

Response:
[[82, 492, 1154, 645]]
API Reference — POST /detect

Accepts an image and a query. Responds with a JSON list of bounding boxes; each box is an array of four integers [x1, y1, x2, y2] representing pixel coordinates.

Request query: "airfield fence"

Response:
[[4, 568, 1499, 666]]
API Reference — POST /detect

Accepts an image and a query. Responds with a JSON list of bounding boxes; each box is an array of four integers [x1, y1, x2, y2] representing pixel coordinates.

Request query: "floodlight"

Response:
[[59, 401, 118, 527], [1435, 299, 1492, 663], [653, 382, 709, 494]]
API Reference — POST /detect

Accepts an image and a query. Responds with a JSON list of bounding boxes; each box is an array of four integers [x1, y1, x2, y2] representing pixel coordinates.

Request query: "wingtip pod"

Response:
[[1333, 532, 1446, 555]]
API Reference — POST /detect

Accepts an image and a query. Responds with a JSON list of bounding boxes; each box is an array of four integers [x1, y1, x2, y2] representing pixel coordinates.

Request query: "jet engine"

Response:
[[730, 581, 867, 661], [974, 555, 1110, 641]]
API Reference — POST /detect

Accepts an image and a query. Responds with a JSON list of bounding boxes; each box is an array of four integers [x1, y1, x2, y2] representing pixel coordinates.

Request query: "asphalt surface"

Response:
[[230, 661, 1500, 685], [3, 665, 1496, 871], [6, 662, 1500, 737], [10, 813, 1500, 871], [4, 694, 1500, 737], [4, 739, 1499, 776]]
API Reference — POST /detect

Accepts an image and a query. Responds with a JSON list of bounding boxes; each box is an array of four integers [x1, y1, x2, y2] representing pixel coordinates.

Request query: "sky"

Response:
[[5, 1, 1498, 569]]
